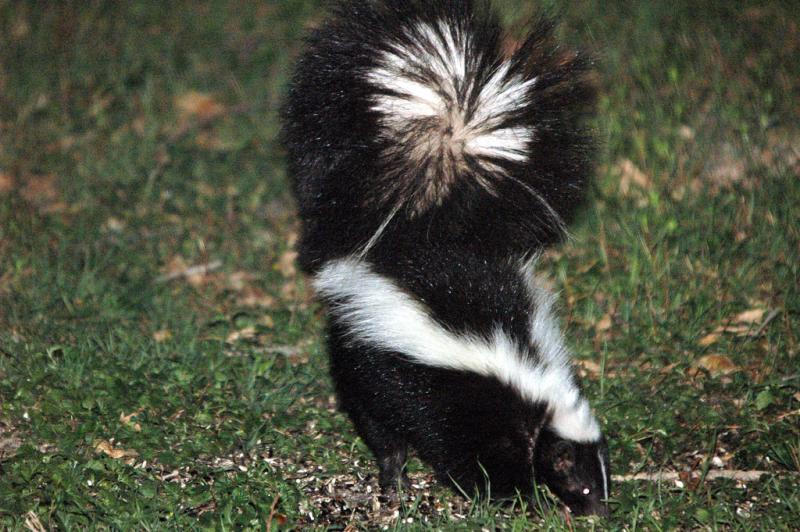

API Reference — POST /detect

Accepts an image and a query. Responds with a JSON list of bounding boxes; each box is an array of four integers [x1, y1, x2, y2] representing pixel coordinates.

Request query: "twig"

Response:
[[613, 470, 770, 483], [266, 495, 281, 532], [776, 408, 800, 421], [156, 260, 222, 283]]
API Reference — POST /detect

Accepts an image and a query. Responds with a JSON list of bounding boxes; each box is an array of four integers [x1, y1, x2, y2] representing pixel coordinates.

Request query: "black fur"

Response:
[[283, 0, 609, 516]]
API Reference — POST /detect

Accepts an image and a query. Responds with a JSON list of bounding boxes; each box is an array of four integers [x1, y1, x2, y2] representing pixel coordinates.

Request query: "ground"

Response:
[[0, 0, 798, 529]]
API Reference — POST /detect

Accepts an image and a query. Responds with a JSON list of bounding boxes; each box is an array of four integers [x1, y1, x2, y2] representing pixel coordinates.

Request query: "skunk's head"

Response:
[[534, 428, 610, 517]]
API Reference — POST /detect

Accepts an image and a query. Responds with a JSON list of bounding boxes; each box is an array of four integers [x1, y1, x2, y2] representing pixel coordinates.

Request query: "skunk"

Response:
[[283, 0, 610, 517]]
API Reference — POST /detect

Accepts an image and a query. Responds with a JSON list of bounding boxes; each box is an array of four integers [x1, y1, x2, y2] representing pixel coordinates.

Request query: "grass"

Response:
[[1, 0, 798, 529]]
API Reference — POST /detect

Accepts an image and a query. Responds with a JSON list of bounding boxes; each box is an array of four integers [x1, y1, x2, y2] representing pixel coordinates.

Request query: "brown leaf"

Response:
[[277, 250, 298, 278], [94, 440, 138, 463], [698, 332, 720, 347], [158, 257, 222, 285], [733, 308, 766, 324], [153, 330, 172, 342], [692, 354, 740, 377], [576, 359, 601, 377], [616, 159, 652, 196], [226, 326, 257, 344], [119, 411, 143, 432], [238, 288, 277, 309], [595, 314, 612, 332], [175, 91, 225, 121], [714, 324, 751, 335], [226, 271, 257, 291], [0, 172, 13, 194], [20, 174, 58, 203], [0, 434, 23, 461], [20, 174, 67, 213], [793, 392, 800, 402]]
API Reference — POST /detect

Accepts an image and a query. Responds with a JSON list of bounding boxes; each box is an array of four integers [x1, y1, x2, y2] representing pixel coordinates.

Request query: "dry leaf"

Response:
[[0, 172, 13, 194], [595, 314, 612, 332], [734, 308, 766, 324], [576, 359, 601, 377], [238, 288, 277, 308], [227, 271, 257, 291], [277, 250, 298, 278], [153, 330, 172, 342], [698, 332, 720, 347], [175, 91, 225, 121], [24, 511, 46, 532], [793, 392, 800, 402], [226, 326, 257, 344], [692, 354, 739, 377], [158, 257, 222, 285], [259, 315, 275, 328], [119, 411, 143, 432], [20, 174, 58, 203], [94, 440, 138, 463], [20, 175, 67, 213], [103, 217, 125, 232], [715, 324, 751, 335], [616, 159, 652, 195], [280, 281, 296, 301]]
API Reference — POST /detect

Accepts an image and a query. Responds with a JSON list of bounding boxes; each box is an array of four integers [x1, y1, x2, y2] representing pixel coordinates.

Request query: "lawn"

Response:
[[1, 0, 798, 529]]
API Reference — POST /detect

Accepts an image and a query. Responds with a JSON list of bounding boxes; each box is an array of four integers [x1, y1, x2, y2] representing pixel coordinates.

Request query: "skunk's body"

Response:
[[284, 0, 610, 516]]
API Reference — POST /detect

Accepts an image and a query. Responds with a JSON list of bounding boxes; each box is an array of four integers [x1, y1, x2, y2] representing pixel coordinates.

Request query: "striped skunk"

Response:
[[283, 0, 610, 517]]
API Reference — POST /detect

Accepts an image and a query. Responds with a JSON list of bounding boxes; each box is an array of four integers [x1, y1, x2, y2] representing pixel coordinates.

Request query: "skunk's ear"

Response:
[[552, 441, 576, 473]]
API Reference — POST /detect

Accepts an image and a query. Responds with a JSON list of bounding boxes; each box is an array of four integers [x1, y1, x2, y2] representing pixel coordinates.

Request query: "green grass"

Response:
[[1, 0, 798, 529]]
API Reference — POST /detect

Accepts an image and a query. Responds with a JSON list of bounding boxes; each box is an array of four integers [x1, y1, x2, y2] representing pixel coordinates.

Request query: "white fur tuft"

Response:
[[366, 21, 537, 211], [314, 258, 601, 443]]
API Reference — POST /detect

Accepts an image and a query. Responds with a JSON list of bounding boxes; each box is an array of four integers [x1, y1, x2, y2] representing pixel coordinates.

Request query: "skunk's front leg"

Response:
[[352, 411, 410, 496]]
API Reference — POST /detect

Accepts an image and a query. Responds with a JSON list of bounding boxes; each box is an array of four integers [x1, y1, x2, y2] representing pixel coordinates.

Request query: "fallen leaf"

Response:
[[119, 412, 137, 424], [692, 354, 740, 377], [119, 411, 143, 432], [734, 308, 766, 324], [576, 359, 601, 377], [277, 250, 298, 278], [176, 91, 225, 121], [280, 281, 296, 301], [20, 174, 67, 213], [794, 392, 800, 402], [595, 314, 612, 332], [698, 333, 720, 347], [616, 159, 652, 195], [157, 257, 222, 285], [20, 174, 58, 203], [238, 288, 277, 308], [716, 324, 751, 335], [227, 271, 257, 291], [0, 435, 23, 460], [24, 511, 45, 532], [94, 440, 138, 463], [0, 172, 13, 194], [259, 315, 275, 328], [103, 217, 125, 232], [226, 326, 257, 344], [153, 330, 172, 342]]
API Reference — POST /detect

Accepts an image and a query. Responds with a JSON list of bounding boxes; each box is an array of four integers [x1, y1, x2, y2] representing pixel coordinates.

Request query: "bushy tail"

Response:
[[284, 0, 596, 264]]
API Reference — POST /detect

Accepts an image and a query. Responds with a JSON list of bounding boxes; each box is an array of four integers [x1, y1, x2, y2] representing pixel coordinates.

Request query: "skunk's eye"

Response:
[[582, 487, 591, 495]]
